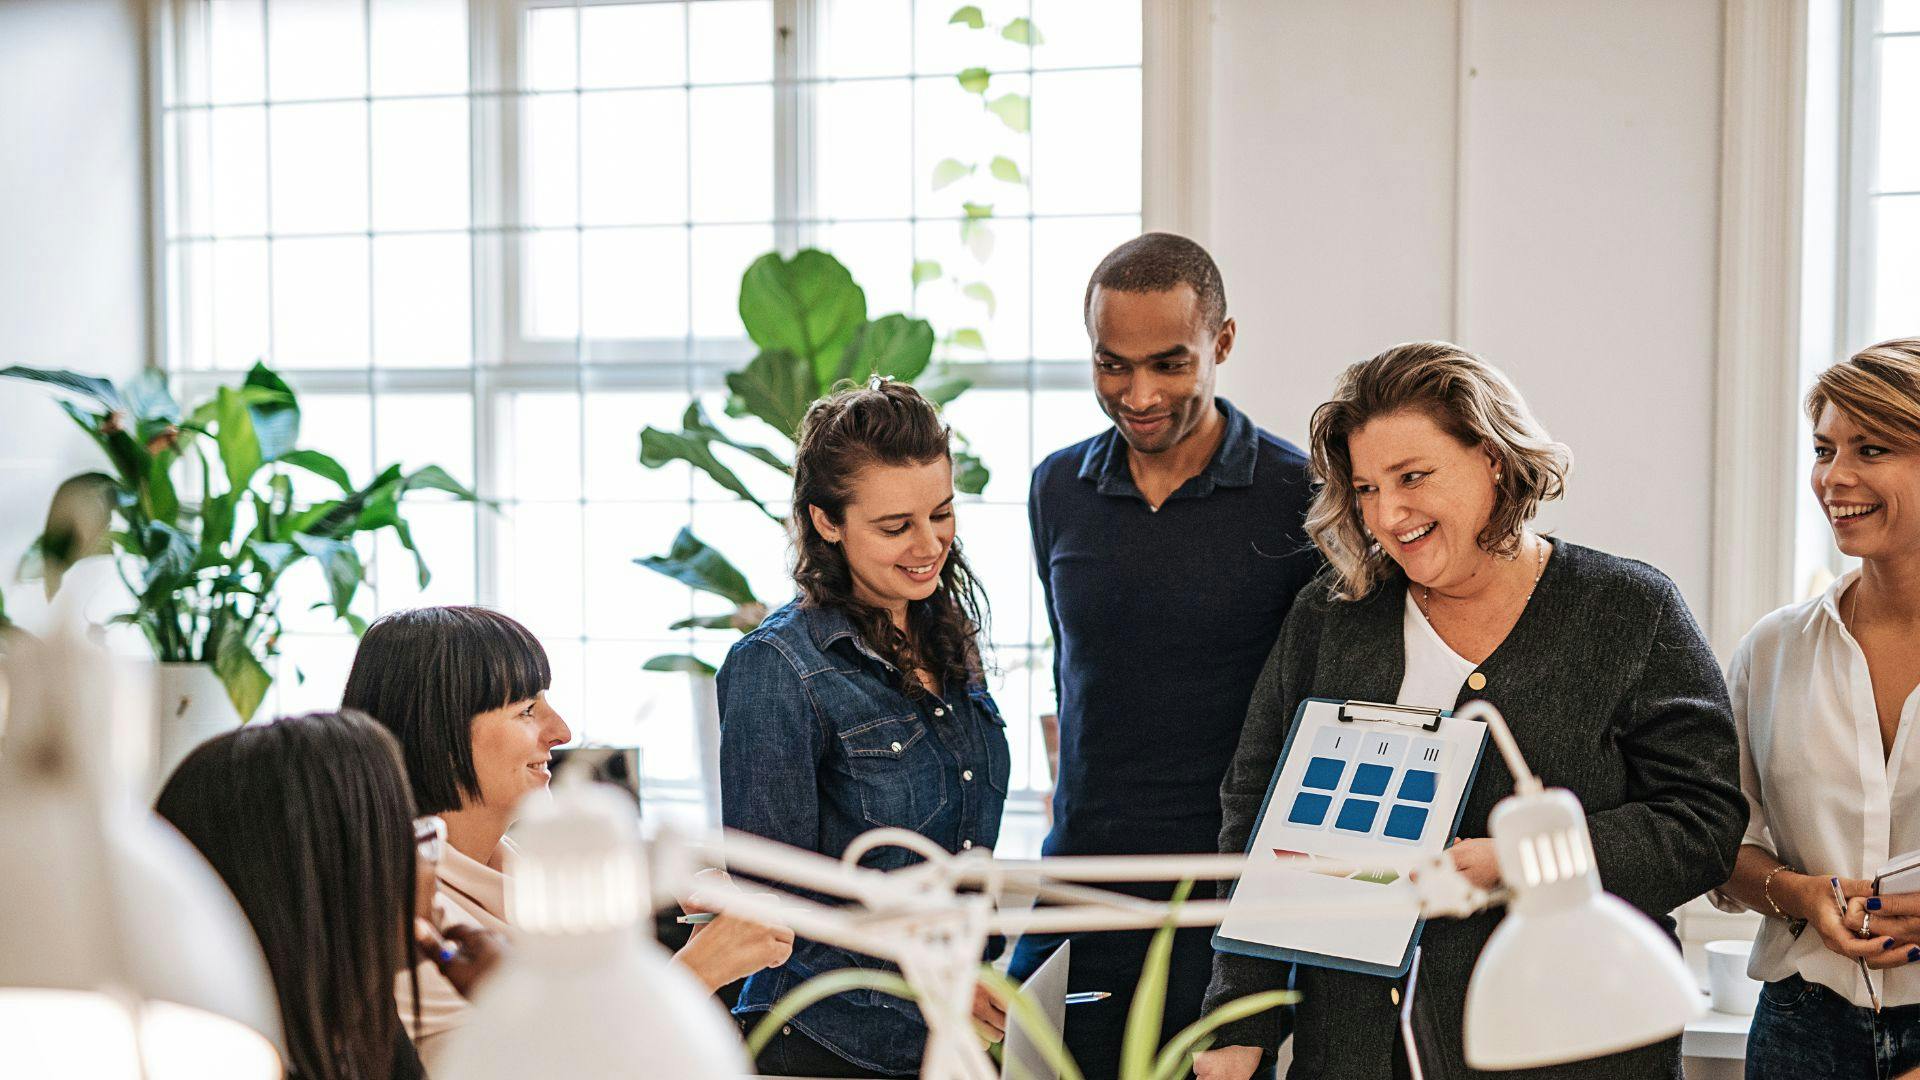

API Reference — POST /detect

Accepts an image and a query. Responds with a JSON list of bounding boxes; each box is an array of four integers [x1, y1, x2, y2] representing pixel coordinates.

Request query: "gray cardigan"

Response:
[[1203, 539, 1746, 1080]]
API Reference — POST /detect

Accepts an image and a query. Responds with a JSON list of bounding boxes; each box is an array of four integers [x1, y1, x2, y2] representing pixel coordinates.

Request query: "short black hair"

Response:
[[1082, 231, 1228, 333], [342, 605, 551, 815], [156, 710, 418, 1080]]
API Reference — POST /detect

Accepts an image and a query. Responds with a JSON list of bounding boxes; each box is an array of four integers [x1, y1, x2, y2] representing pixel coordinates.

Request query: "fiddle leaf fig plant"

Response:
[[3, 361, 480, 721], [634, 249, 989, 672]]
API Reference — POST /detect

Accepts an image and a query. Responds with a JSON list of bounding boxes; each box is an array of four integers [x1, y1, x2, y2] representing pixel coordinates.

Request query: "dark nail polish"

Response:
[[1869, 897, 1884, 911], [1885, 939, 1899, 950], [1906, 946, 1917, 963]]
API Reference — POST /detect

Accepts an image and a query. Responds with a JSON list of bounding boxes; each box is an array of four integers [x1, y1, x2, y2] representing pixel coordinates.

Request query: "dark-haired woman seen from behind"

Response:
[[719, 379, 1013, 1078], [155, 710, 476, 1080], [345, 604, 792, 1068]]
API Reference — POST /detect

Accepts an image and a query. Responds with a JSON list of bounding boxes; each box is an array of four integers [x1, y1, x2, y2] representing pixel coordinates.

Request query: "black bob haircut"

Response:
[[1081, 231, 1229, 334], [342, 605, 552, 816], [155, 710, 419, 1080]]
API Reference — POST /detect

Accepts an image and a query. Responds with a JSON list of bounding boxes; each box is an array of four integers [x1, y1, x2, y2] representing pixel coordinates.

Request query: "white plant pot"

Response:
[[153, 662, 244, 794]]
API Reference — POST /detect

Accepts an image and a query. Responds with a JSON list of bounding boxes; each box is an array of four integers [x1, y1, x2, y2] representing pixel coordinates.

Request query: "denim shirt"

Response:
[[716, 598, 1010, 1077]]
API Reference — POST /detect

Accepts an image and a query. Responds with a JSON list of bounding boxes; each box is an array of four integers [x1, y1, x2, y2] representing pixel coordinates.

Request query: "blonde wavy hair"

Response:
[[1306, 341, 1572, 600], [1805, 337, 1920, 449]]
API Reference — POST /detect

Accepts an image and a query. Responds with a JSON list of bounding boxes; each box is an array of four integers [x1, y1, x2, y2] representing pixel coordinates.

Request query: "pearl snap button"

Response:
[[962, 769, 974, 781], [961, 839, 973, 850], [890, 740, 903, 752], [933, 707, 946, 717]]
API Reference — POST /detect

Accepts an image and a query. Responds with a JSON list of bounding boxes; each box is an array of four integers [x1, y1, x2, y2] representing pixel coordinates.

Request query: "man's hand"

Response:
[[972, 982, 1009, 1044], [1192, 1045, 1263, 1080], [1447, 837, 1501, 890]]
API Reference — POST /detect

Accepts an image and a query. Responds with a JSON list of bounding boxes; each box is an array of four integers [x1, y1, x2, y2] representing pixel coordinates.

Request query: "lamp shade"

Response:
[[1463, 787, 1701, 1070], [0, 628, 283, 1077], [435, 779, 748, 1080]]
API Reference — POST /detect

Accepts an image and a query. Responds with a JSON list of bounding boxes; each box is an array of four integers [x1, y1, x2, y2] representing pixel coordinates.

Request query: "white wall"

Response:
[[0, 0, 151, 615], [1208, 0, 1723, 622]]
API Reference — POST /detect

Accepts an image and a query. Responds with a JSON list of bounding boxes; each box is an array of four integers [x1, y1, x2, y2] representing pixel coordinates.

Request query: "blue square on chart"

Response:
[[1302, 757, 1346, 791], [1350, 762, 1393, 797], [1384, 804, 1429, 842], [1398, 770, 1438, 803], [1335, 798, 1380, 833], [1288, 792, 1332, 826]]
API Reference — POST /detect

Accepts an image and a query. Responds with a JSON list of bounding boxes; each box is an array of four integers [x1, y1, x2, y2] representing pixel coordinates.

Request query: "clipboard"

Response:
[[1213, 698, 1489, 978]]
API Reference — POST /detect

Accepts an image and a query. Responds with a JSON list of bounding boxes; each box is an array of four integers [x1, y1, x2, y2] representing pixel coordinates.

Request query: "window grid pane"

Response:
[[159, 0, 1142, 812]]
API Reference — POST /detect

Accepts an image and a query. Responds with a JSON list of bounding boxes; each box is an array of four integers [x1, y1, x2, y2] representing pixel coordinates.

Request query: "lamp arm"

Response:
[[1452, 698, 1542, 795]]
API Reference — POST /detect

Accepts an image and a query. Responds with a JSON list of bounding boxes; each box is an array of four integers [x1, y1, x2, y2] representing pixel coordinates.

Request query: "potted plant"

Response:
[[2, 362, 477, 777]]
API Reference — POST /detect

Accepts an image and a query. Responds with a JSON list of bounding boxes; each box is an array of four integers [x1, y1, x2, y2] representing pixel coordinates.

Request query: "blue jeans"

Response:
[[1747, 973, 1920, 1079]]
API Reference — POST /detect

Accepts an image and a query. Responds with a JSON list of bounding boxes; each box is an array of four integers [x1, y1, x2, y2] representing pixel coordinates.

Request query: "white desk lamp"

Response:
[[0, 622, 284, 1079]]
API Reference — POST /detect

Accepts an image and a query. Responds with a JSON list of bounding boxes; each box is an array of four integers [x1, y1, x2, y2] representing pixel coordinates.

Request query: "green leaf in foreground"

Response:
[[1001, 17, 1043, 45], [933, 158, 974, 190], [912, 259, 944, 286], [990, 155, 1025, 185], [957, 66, 991, 94], [986, 92, 1031, 133], [948, 5, 985, 29]]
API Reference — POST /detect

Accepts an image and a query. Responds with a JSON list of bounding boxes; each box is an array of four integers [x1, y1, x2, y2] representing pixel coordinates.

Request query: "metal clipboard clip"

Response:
[[1336, 700, 1445, 732]]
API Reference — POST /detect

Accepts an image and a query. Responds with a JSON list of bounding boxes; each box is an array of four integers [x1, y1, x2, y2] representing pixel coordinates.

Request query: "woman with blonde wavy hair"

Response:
[[1192, 341, 1746, 1080], [1716, 338, 1920, 1079]]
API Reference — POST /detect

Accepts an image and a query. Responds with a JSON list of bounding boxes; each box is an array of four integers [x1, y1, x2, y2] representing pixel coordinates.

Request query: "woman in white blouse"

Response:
[[1718, 337, 1920, 1079]]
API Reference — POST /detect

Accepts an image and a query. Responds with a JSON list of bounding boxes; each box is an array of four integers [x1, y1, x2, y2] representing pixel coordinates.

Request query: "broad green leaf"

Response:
[[214, 385, 264, 494], [989, 155, 1025, 184], [642, 653, 719, 676], [247, 539, 300, 575], [952, 327, 987, 351], [738, 249, 866, 392], [144, 452, 179, 524], [292, 533, 365, 617], [746, 969, 917, 1057], [1119, 879, 1194, 1080], [634, 526, 759, 607], [123, 369, 182, 422], [33, 472, 118, 598], [962, 219, 996, 261], [726, 347, 817, 443], [962, 201, 994, 219], [640, 425, 773, 516], [678, 401, 792, 474], [1001, 16, 1043, 44], [0, 366, 126, 412], [139, 521, 196, 593], [668, 613, 740, 631], [954, 448, 990, 494], [948, 4, 984, 28], [399, 464, 481, 501], [242, 363, 300, 462], [963, 282, 997, 316], [912, 259, 943, 286], [841, 313, 936, 385], [196, 492, 237, 571], [957, 66, 991, 94], [280, 449, 353, 491], [917, 375, 973, 407], [211, 618, 272, 721], [986, 92, 1031, 133], [933, 157, 974, 190]]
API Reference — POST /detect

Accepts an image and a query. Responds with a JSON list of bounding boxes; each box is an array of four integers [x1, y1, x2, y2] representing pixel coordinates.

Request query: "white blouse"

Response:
[[399, 836, 517, 1069], [1728, 568, 1920, 1008], [1398, 592, 1478, 711]]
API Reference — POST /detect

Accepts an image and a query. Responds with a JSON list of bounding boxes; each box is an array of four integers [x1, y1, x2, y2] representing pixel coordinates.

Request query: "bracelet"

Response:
[[1762, 863, 1794, 919]]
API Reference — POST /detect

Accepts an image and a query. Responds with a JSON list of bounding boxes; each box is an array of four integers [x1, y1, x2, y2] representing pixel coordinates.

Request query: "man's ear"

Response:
[[1212, 317, 1236, 366], [808, 502, 842, 543]]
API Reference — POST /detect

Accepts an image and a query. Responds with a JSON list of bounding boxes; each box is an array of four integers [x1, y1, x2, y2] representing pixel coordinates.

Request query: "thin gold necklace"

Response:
[[1420, 533, 1548, 624]]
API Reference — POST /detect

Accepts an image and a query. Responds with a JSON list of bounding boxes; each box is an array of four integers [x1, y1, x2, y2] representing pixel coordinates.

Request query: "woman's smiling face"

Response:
[[1813, 403, 1920, 562], [808, 457, 956, 616], [1347, 408, 1503, 591], [467, 690, 571, 813]]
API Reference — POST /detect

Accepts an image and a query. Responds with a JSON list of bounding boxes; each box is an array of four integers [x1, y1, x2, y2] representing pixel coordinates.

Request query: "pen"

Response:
[[676, 912, 717, 925], [1063, 992, 1110, 1006], [1832, 877, 1882, 1013]]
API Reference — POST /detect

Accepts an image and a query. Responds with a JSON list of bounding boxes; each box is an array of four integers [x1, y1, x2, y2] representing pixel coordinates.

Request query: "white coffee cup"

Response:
[[1706, 938, 1759, 1014]]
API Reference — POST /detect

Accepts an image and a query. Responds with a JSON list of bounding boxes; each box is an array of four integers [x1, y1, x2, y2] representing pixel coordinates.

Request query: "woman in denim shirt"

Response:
[[718, 379, 1012, 1078]]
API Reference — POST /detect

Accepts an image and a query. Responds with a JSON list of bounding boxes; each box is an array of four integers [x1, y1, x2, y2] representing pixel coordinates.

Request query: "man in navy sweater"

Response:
[[1009, 233, 1318, 1079]]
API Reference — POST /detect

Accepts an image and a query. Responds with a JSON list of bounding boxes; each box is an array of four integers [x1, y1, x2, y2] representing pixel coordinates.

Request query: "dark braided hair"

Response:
[[791, 380, 989, 695]]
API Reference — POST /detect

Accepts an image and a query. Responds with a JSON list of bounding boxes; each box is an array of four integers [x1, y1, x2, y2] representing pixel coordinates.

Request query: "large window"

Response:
[[155, 0, 1141, 835], [1793, 0, 1920, 597]]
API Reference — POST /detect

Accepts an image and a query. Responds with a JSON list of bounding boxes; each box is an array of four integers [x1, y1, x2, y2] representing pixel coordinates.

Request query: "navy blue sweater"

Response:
[[1030, 397, 1319, 857]]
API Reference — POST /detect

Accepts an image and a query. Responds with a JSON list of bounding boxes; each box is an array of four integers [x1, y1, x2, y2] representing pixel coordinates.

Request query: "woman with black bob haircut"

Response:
[[346, 604, 791, 1066], [717, 377, 1013, 1078], [155, 710, 433, 1080]]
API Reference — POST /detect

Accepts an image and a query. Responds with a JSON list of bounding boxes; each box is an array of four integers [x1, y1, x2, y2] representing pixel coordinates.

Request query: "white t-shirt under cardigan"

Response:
[[1398, 592, 1478, 711], [1724, 568, 1920, 1009]]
